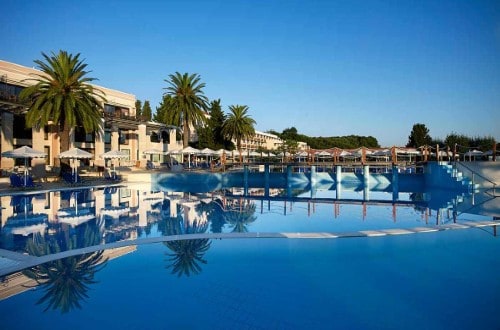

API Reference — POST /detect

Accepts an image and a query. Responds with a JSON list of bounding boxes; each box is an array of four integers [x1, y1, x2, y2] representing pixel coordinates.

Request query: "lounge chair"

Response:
[[9, 174, 23, 187], [104, 171, 121, 181], [23, 175, 36, 187], [62, 172, 82, 184]]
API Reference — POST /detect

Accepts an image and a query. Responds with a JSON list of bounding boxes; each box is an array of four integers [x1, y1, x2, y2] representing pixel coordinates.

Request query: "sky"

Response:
[[1, 0, 499, 147]]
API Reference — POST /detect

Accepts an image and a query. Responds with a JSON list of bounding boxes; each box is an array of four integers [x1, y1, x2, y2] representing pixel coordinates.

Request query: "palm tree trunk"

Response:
[[237, 140, 242, 164], [183, 118, 189, 148], [58, 122, 71, 170]]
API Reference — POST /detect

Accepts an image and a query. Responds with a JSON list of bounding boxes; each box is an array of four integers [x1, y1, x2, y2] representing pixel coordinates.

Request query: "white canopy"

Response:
[[2, 146, 47, 185], [101, 150, 128, 159], [199, 148, 215, 155], [2, 146, 47, 159], [182, 146, 200, 154], [101, 150, 128, 173], [58, 148, 93, 183], [58, 148, 93, 159], [143, 148, 167, 155]]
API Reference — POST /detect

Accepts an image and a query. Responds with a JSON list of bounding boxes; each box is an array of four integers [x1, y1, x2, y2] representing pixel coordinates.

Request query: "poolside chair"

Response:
[[23, 175, 36, 188], [146, 161, 157, 170], [62, 172, 82, 184], [104, 171, 121, 181], [9, 174, 23, 188]]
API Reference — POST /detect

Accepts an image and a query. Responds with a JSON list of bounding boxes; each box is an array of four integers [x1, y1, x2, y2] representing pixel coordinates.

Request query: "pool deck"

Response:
[[0, 170, 154, 196]]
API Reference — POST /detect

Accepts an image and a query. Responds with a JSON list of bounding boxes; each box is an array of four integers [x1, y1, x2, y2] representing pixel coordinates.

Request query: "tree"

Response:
[[142, 100, 152, 121], [222, 105, 256, 163], [164, 72, 209, 147], [135, 100, 142, 120], [19, 51, 105, 164], [23, 221, 107, 313], [154, 94, 179, 125], [281, 127, 299, 141], [208, 99, 232, 149], [407, 123, 432, 148]]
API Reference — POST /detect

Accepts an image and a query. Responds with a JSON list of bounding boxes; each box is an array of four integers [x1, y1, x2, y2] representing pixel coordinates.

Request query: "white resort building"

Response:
[[0, 60, 182, 173]]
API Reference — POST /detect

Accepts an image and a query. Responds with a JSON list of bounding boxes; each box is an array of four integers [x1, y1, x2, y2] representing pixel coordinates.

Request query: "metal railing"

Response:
[[453, 161, 497, 196]]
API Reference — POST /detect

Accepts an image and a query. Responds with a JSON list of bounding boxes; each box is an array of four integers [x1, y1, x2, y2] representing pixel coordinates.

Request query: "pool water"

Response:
[[0, 182, 498, 329]]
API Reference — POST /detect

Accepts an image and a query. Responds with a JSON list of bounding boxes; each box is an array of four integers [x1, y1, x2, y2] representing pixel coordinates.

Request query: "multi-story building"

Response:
[[0, 60, 182, 172], [238, 130, 309, 153]]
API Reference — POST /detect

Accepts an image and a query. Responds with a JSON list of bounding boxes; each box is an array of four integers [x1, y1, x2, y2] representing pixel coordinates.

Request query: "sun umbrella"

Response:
[[101, 150, 128, 173], [198, 148, 215, 164], [58, 148, 93, 183], [142, 148, 167, 155], [182, 146, 200, 168], [1, 146, 47, 186]]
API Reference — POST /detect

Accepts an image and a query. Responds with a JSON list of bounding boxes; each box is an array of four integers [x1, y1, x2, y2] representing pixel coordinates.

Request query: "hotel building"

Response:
[[0, 60, 182, 173]]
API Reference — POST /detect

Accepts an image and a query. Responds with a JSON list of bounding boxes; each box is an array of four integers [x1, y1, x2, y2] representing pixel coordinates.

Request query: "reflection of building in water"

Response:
[[181, 201, 207, 226], [0, 188, 179, 249], [0, 245, 136, 301]]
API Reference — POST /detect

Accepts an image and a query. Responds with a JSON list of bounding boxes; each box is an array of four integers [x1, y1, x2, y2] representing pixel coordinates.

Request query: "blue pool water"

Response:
[[0, 177, 498, 329]]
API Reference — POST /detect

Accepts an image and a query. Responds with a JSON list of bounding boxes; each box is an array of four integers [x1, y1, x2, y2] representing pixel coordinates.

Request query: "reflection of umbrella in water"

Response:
[[57, 191, 95, 226], [58, 148, 94, 183], [6, 195, 48, 236], [1, 146, 47, 186], [100, 205, 130, 219]]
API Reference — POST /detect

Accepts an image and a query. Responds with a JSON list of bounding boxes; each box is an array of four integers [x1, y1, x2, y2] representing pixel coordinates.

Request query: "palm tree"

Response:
[[19, 51, 105, 165], [222, 105, 256, 164], [163, 219, 211, 277], [22, 221, 107, 313], [164, 72, 209, 147], [223, 201, 257, 233]]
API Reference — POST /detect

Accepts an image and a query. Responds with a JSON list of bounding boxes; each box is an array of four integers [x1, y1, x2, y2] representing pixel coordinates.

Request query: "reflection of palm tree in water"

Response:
[[22, 220, 107, 313], [162, 205, 211, 277], [224, 201, 257, 233], [196, 199, 226, 233]]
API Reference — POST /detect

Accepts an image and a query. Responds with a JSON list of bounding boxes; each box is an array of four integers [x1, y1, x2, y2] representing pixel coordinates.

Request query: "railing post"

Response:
[[244, 165, 249, 196], [264, 163, 270, 197]]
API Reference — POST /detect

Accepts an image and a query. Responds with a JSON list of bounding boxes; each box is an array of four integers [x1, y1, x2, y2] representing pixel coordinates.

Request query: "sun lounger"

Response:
[[9, 174, 23, 187]]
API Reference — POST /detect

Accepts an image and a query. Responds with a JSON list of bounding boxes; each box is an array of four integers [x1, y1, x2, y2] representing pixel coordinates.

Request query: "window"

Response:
[[104, 131, 111, 144], [74, 127, 95, 143], [13, 115, 32, 139], [119, 130, 127, 144], [44, 146, 50, 165], [150, 132, 160, 143], [121, 149, 130, 160], [104, 104, 115, 115]]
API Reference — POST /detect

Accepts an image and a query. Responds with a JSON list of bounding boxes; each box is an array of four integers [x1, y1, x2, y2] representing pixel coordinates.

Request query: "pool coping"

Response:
[[0, 220, 497, 277]]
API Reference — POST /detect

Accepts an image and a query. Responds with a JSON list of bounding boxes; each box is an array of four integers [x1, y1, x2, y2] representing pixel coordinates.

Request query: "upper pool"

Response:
[[0, 174, 498, 329]]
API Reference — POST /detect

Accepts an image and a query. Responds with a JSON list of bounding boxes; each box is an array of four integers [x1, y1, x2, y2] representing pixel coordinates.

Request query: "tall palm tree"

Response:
[[22, 221, 107, 313], [164, 72, 209, 147], [222, 105, 256, 163], [19, 50, 105, 164], [223, 202, 257, 233], [163, 218, 211, 277]]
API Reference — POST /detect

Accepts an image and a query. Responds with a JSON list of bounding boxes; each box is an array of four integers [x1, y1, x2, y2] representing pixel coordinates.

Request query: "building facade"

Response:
[[0, 60, 182, 172]]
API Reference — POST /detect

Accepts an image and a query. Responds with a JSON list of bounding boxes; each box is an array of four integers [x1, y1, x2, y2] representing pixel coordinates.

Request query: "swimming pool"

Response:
[[0, 177, 498, 329]]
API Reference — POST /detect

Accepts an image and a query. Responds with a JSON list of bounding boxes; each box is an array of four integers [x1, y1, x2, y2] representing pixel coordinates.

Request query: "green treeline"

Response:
[[269, 127, 380, 149]]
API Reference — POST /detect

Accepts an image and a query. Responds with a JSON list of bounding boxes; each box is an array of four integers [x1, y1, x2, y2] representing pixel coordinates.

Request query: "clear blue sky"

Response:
[[1, 0, 499, 147]]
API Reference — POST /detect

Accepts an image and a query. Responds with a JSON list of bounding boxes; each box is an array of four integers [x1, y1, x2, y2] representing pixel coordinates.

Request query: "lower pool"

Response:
[[0, 181, 498, 329]]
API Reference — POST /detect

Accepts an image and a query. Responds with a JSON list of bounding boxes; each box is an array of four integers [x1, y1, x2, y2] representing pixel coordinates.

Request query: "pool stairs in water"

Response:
[[426, 162, 479, 192]]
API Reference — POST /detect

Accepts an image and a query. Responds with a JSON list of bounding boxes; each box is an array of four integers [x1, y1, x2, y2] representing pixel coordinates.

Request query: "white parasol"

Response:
[[58, 148, 93, 183], [1, 146, 47, 186], [101, 150, 128, 174]]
